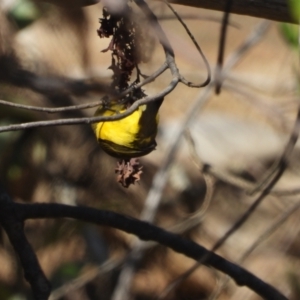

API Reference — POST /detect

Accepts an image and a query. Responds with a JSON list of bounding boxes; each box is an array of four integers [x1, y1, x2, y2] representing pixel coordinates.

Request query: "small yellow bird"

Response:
[[92, 98, 163, 158]]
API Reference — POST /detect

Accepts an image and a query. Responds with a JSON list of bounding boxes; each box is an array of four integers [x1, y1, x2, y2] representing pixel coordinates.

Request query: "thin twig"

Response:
[[162, 0, 211, 87], [165, 129, 216, 234], [224, 21, 270, 72], [223, 81, 288, 131], [0, 64, 168, 114], [215, 0, 233, 94], [0, 82, 175, 133], [249, 105, 300, 196], [49, 258, 123, 300], [184, 128, 216, 213], [0, 99, 103, 113]]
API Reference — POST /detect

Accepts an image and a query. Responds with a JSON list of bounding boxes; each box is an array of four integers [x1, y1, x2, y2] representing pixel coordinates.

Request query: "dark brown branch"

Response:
[[0, 187, 51, 300], [17, 202, 288, 300], [0, 181, 288, 299], [168, 0, 293, 23]]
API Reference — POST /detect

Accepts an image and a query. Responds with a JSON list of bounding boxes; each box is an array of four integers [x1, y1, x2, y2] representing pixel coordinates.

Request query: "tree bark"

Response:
[[167, 0, 293, 23]]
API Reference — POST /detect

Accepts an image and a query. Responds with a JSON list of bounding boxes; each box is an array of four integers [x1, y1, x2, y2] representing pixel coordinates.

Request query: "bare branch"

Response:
[[215, 0, 233, 94], [163, 0, 211, 87], [249, 106, 300, 195], [167, 0, 293, 24], [0, 99, 103, 113], [16, 202, 288, 300], [0, 82, 175, 133], [0, 186, 51, 300], [49, 258, 122, 300]]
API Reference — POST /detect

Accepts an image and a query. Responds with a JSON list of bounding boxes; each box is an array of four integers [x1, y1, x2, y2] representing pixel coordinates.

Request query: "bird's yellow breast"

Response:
[[93, 105, 146, 148]]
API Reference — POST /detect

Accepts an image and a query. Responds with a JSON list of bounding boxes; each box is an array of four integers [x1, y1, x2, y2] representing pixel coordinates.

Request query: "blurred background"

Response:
[[0, 0, 300, 299]]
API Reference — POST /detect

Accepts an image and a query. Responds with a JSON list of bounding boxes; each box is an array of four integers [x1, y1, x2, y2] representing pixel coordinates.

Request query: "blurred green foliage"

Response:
[[289, 0, 300, 22], [8, 0, 41, 29], [280, 0, 300, 48], [280, 23, 299, 48], [51, 262, 83, 289]]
